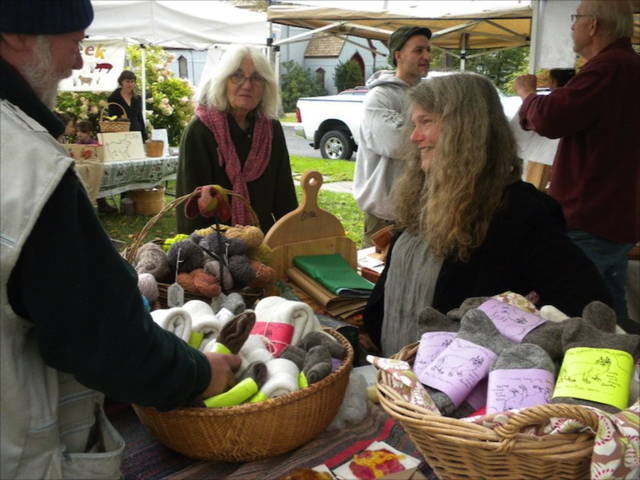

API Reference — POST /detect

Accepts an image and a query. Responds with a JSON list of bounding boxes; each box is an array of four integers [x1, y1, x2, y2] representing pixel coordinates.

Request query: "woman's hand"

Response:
[[201, 352, 242, 398]]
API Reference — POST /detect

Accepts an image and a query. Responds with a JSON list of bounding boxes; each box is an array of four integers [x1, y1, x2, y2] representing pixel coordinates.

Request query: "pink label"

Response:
[[487, 368, 555, 414], [465, 378, 488, 410], [421, 338, 496, 407], [413, 332, 457, 384], [250, 322, 294, 357], [478, 299, 546, 342]]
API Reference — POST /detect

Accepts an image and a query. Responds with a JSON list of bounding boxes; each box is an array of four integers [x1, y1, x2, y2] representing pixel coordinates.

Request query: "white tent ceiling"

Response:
[[88, 0, 269, 49]]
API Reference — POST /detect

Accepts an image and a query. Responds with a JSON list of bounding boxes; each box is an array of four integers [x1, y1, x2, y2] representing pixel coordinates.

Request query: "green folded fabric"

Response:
[[293, 254, 374, 298]]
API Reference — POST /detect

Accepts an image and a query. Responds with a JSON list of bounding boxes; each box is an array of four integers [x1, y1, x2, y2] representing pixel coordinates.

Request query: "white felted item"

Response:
[[262, 358, 299, 398], [237, 335, 273, 375], [150, 307, 192, 342], [254, 296, 323, 344], [183, 300, 226, 351], [539, 305, 570, 323], [216, 307, 235, 325], [327, 372, 369, 431]]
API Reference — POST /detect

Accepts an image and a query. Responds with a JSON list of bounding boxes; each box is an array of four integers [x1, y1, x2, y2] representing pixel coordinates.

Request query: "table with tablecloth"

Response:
[[97, 155, 178, 199]]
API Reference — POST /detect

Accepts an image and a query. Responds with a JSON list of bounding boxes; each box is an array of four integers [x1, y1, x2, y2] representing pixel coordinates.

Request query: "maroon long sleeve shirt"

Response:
[[519, 38, 640, 244]]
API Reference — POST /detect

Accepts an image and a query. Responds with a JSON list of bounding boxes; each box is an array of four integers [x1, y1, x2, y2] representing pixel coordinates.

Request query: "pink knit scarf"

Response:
[[196, 105, 272, 225]]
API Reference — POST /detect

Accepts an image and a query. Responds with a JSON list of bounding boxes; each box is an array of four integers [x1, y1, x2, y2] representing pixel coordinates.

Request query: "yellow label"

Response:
[[553, 347, 633, 410], [204, 378, 257, 408], [188, 332, 203, 349], [210, 342, 231, 355], [298, 371, 309, 389]]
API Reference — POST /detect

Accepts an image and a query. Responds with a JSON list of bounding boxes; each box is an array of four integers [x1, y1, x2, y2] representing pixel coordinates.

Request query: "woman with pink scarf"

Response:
[[176, 45, 297, 234]]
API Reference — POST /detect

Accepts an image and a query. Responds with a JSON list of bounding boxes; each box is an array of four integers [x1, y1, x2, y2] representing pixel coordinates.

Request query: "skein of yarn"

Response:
[[137, 272, 159, 303], [224, 225, 264, 249]]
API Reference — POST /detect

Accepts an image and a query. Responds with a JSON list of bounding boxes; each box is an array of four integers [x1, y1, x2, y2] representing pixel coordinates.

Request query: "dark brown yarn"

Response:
[[238, 361, 268, 388]]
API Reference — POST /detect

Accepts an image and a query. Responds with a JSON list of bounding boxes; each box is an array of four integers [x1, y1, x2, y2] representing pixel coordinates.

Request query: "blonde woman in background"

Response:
[[176, 45, 297, 234], [363, 73, 611, 356]]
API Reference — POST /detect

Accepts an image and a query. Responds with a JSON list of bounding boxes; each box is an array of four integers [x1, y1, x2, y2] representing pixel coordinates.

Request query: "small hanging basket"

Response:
[[99, 102, 130, 133]]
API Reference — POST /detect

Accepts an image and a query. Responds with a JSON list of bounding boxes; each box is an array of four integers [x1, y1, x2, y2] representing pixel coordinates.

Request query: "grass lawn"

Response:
[[99, 155, 363, 248], [279, 112, 297, 123]]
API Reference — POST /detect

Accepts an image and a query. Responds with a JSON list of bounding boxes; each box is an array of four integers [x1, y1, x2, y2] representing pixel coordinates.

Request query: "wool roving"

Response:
[[228, 255, 255, 288], [280, 344, 306, 370], [446, 296, 489, 321], [248, 243, 274, 266], [417, 306, 460, 333], [237, 361, 268, 388], [487, 343, 555, 414], [552, 317, 640, 412], [216, 311, 257, 354], [327, 372, 369, 431], [539, 305, 570, 323], [204, 260, 234, 291], [177, 269, 220, 297], [303, 345, 333, 384], [168, 239, 205, 274], [581, 300, 617, 334], [262, 358, 300, 397], [224, 225, 264, 249], [248, 260, 276, 289], [135, 242, 170, 281], [238, 334, 273, 375], [423, 309, 514, 415], [297, 331, 347, 359], [201, 232, 249, 256], [137, 272, 159, 303]]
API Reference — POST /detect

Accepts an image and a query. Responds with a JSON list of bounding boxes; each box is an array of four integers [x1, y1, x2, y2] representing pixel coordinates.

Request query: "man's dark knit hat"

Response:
[[0, 0, 94, 35], [388, 26, 432, 67]]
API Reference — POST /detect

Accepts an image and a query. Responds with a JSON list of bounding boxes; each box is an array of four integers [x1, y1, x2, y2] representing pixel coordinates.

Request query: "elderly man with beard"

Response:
[[0, 1, 240, 478]]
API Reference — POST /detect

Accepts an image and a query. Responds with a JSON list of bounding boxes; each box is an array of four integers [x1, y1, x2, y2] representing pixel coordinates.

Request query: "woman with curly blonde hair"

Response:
[[364, 73, 611, 356]]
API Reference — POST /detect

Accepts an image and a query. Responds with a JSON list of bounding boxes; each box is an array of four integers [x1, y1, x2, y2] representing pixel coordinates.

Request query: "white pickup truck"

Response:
[[295, 74, 522, 160]]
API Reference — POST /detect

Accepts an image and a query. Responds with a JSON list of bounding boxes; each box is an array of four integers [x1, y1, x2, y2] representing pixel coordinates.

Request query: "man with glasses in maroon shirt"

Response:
[[514, 0, 639, 329]]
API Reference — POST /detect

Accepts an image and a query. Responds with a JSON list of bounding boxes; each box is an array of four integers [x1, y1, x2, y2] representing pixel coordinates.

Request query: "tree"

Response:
[[280, 60, 326, 112], [333, 60, 364, 92]]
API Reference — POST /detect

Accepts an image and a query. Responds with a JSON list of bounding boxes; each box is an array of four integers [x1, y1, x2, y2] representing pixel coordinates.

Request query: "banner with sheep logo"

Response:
[[59, 39, 126, 92]]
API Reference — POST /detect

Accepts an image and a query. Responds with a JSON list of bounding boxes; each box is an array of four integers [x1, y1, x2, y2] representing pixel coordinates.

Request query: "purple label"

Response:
[[413, 332, 457, 384], [487, 368, 555, 414], [465, 378, 488, 410], [421, 338, 496, 407], [478, 299, 546, 342]]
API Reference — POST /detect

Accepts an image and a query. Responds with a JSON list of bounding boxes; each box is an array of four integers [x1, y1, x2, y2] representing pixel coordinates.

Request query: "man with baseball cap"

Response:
[[1, 2, 240, 478], [354, 26, 432, 246]]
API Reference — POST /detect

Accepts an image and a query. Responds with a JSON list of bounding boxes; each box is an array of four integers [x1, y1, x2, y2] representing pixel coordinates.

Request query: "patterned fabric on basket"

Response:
[[465, 400, 639, 479]]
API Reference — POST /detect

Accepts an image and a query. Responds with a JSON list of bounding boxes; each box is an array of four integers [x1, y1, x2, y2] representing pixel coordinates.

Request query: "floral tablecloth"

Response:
[[98, 155, 178, 198]]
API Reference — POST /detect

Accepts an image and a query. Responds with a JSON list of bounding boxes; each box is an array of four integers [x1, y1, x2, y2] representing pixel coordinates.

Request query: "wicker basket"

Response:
[[145, 140, 164, 157], [133, 328, 353, 461], [99, 102, 130, 133], [376, 343, 601, 480], [129, 187, 165, 216]]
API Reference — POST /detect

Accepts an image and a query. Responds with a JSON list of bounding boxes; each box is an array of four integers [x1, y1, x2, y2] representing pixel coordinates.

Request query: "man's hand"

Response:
[[201, 352, 242, 399], [513, 74, 537, 99]]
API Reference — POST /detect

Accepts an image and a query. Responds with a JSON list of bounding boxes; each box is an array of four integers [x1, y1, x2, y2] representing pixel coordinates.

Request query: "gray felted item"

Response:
[[204, 260, 234, 290], [451, 402, 477, 418], [189, 233, 203, 245], [222, 292, 246, 315], [201, 233, 249, 256], [446, 296, 489, 321], [216, 311, 256, 354], [210, 292, 226, 314], [552, 317, 640, 413], [417, 306, 460, 333], [228, 255, 255, 288], [428, 309, 515, 416], [134, 242, 170, 281], [297, 331, 347, 359], [303, 345, 332, 384], [582, 300, 617, 334], [494, 343, 556, 373], [237, 361, 268, 388], [167, 239, 206, 274], [521, 321, 565, 361], [280, 344, 306, 370]]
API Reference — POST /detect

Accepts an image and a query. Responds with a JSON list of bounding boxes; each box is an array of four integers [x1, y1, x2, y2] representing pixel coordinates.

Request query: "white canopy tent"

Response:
[[86, 1, 269, 117]]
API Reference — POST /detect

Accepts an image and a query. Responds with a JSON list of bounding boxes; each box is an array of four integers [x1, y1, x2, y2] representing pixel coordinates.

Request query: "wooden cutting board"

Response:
[[264, 170, 356, 278]]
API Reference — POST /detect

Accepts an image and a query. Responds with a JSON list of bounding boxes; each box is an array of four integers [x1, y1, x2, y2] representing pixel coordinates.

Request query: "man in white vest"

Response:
[[0, 1, 240, 478]]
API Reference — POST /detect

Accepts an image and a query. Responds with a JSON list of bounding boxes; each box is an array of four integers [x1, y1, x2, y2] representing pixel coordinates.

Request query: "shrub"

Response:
[[333, 60, 363, 92], [280, 60, 326, 112]]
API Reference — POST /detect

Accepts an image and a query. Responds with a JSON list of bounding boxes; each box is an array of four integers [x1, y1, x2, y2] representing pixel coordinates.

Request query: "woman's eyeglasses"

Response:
[[229, 71, 265, 86], [571, 14, 594, 23]]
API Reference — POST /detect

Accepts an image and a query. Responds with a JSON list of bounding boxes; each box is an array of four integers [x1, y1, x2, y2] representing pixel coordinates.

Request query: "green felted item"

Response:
[[293, 253, 374, 298]]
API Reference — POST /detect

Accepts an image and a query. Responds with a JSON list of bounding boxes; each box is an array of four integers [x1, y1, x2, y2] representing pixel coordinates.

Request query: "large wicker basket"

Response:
[[134, 328, 353, 461], [376, 343, 601, 480], [99, 102, 130, 133]]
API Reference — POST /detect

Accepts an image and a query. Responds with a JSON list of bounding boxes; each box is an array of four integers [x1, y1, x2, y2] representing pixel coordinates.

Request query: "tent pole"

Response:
[[459, 33, 468, 71], [140, 44, 147, 129]]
